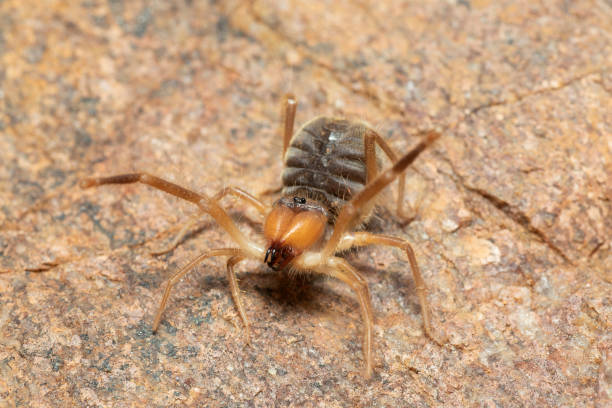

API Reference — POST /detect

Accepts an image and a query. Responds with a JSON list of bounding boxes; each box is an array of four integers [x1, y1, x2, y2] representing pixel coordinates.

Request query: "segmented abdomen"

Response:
[[282, 117, 373, 220]]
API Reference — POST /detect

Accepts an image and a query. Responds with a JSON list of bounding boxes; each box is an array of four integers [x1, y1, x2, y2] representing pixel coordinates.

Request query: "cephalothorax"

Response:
[[81, 95, 441, 378]]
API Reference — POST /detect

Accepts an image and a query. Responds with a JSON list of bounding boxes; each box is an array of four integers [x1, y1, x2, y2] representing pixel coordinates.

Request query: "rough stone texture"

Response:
[[0, 0, 610, 407]]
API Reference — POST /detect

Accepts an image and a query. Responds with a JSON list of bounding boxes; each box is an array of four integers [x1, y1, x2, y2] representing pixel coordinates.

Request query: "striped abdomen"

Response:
[[282, 117, 379, 221]]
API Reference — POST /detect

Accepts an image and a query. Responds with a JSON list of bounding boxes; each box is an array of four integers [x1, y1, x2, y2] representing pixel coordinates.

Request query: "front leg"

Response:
[[338, 232, 446, 346], [319, 257, 375, 379], [225, 255, 251, 344], [213, 186, 270, 215], [152, 186, 270, 255], [152, 248, 244, 332], [81, 173, 265, 259]]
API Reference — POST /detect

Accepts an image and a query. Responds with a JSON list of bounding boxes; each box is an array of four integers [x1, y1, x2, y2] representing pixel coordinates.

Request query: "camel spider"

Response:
[[80, 95, 441, 378]]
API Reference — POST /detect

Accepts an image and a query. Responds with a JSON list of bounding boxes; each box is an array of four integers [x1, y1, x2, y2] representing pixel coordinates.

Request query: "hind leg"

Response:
[[364, 129, 412, 222]]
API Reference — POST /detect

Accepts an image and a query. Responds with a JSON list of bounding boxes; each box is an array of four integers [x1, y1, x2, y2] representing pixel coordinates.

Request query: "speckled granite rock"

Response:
[[0, 0, 610, 407]]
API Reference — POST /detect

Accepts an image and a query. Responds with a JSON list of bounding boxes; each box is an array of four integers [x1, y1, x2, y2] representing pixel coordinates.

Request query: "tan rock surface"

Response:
[[1, 0, 610, 406]]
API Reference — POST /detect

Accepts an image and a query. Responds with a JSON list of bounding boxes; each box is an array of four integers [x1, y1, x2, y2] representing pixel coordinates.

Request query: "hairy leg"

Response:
[[337, 232, 445, 345], [226, 255, 251, 343], [151, 186, 270, 255], [152, 248, 244, 332], [364, 129, 411, 221], [364, 130, 378, 183], [282, 94, 298, 158], [258, 95, 298, 198], [213, 186, 269, 215], [81, 173, 264, 258], [320, 257, 375, 378]]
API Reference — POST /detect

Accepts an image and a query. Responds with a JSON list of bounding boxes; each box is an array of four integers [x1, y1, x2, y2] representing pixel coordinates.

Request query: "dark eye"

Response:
[[293, 196, 306, 204]]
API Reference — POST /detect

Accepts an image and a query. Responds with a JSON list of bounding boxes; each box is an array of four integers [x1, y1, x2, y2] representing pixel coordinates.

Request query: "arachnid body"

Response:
[[81, 95, 441, 378]]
